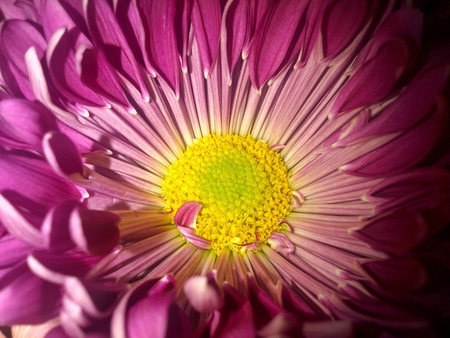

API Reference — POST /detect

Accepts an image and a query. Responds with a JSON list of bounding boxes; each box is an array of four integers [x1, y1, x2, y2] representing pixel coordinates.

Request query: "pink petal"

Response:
[[184, 271, 224, 312], [174, 201, 202, 229]]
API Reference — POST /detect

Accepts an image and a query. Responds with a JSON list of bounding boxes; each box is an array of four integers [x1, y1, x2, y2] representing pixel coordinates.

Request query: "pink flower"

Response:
[[0, 0, 449, 337]]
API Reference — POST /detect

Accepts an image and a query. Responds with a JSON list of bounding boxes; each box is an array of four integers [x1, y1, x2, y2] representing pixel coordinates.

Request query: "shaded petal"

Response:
[[69, 204, 120, 256], [248, 0, 309, 89], [174, 201, 202, 229], [43, 131, 85, 178], [350, 210, 428, 253], [84, 0, 149, 100], [137, 0, 180, 96], [0, 99, 57, 152], [0, 263, 60, 325], [184, 271, 224, 312], [360, 257, 428, 293], [191, 0, 222, 77]]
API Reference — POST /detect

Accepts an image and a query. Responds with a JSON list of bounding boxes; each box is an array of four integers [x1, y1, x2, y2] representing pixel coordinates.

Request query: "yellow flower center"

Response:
[[162, 134, 292, 255]]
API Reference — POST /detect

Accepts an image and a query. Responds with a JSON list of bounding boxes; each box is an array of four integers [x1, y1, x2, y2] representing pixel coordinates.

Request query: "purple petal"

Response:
[[112, 276, 193, 338], [78, 45, 131, 108], [0, 98, 58, 152], [0, 20, 47, 100], [360, 257, 428, 293], [184, 271, 224, 312], [137, 0, 181, 96], [191, 0, 222, 77], [0, 193, 44, 247], [47, 27, 106, 107], [0, 153, 82, 210], [341, 98, 446, 176], [350, 210, 428, 253], [69, 205, 120, 256], [0, 234, 33, 268], [248, 0, 309, 89], [84, 0, 149, 100], [321, 0, 368, 61], [43, 131, 84, 177], [0, 262, 60, 325], [330, 39, 409, 117], [208, 283, 255, 338], [268, 232, 295, 258]]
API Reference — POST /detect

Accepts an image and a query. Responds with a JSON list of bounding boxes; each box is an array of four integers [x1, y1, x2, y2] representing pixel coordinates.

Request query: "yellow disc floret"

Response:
[[162, 134, 292, 255]]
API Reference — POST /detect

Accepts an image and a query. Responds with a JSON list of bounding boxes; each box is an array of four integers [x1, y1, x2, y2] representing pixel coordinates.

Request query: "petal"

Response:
[[84, 0, 149, 100], [0, 263, 60, 325], [43, 131, 85, 178], [69, 205, 120, 256], [248, 0, 309, 89], [350, 210, 428, 253], [191, 0, 222, 77], [0, 99, 57, 152], [174, 201, 202, 229], [360, 257, 428, 293], [184, 271, 224, 312]]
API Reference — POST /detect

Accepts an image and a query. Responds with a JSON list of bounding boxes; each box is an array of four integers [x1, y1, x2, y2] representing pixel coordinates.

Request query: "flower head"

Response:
[[0, 0, 450, 337]]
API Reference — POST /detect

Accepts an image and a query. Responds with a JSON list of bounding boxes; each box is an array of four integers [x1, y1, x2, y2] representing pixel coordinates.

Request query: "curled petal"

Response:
[[177, 226, 211, 250], [43, 131, 85, 178], [69, 205, 120, 256], [174, 201, 202, 229], [268, 232, 295, 258], [184, 271, 224, 312]]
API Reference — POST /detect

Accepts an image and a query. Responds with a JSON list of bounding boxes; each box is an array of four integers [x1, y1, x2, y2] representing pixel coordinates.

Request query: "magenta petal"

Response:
[[85, 0, 149, 100], [191, 0, 222, 77], [79, 46, 131, 108], [335, 64, 449, 147], [268, 232, 295, 258], [174, 201, 202, 228], [184, 271, 224, 312], [0, 234, 33, 268], [341, 99, 446, 176], [138, 0, 180, 96], [321, 0, 368, 61], [63, 277, 128, 318], [0, 98, 57, 151], [41, 201, 78, 253], [0, 20, 47, 100], [47, 27, 105, 107], [43, 131, 84, 177], [0, 262, 60, 325], [69, 205, 120, 256], [330, 39, 409, 117], [112, 276, 193, 338], [360, 257, 428, 293], [0, 153, 82, 210], [350, 210, 428, 253], [208, 283, 255, 338], [248, 0, 309, 89], [0, 193, 44, 247]]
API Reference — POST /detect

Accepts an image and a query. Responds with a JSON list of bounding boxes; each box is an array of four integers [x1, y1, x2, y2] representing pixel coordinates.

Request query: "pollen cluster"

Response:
[[162, 134, 292, 255]]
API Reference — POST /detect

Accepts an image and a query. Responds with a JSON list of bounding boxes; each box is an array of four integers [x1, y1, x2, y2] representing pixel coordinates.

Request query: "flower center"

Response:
[[162, 134, 292, 254]]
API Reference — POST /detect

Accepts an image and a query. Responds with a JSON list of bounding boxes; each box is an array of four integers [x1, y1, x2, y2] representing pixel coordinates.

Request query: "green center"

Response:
[[162, 134, 292, 254]]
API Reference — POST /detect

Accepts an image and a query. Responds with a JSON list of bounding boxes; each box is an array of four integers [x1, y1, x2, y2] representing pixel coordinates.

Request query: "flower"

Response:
[[0, 0, 450, 337]]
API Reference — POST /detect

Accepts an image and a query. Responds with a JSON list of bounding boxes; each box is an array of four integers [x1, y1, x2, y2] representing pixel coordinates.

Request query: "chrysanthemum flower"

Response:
[[0, 0, 450, 337]]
